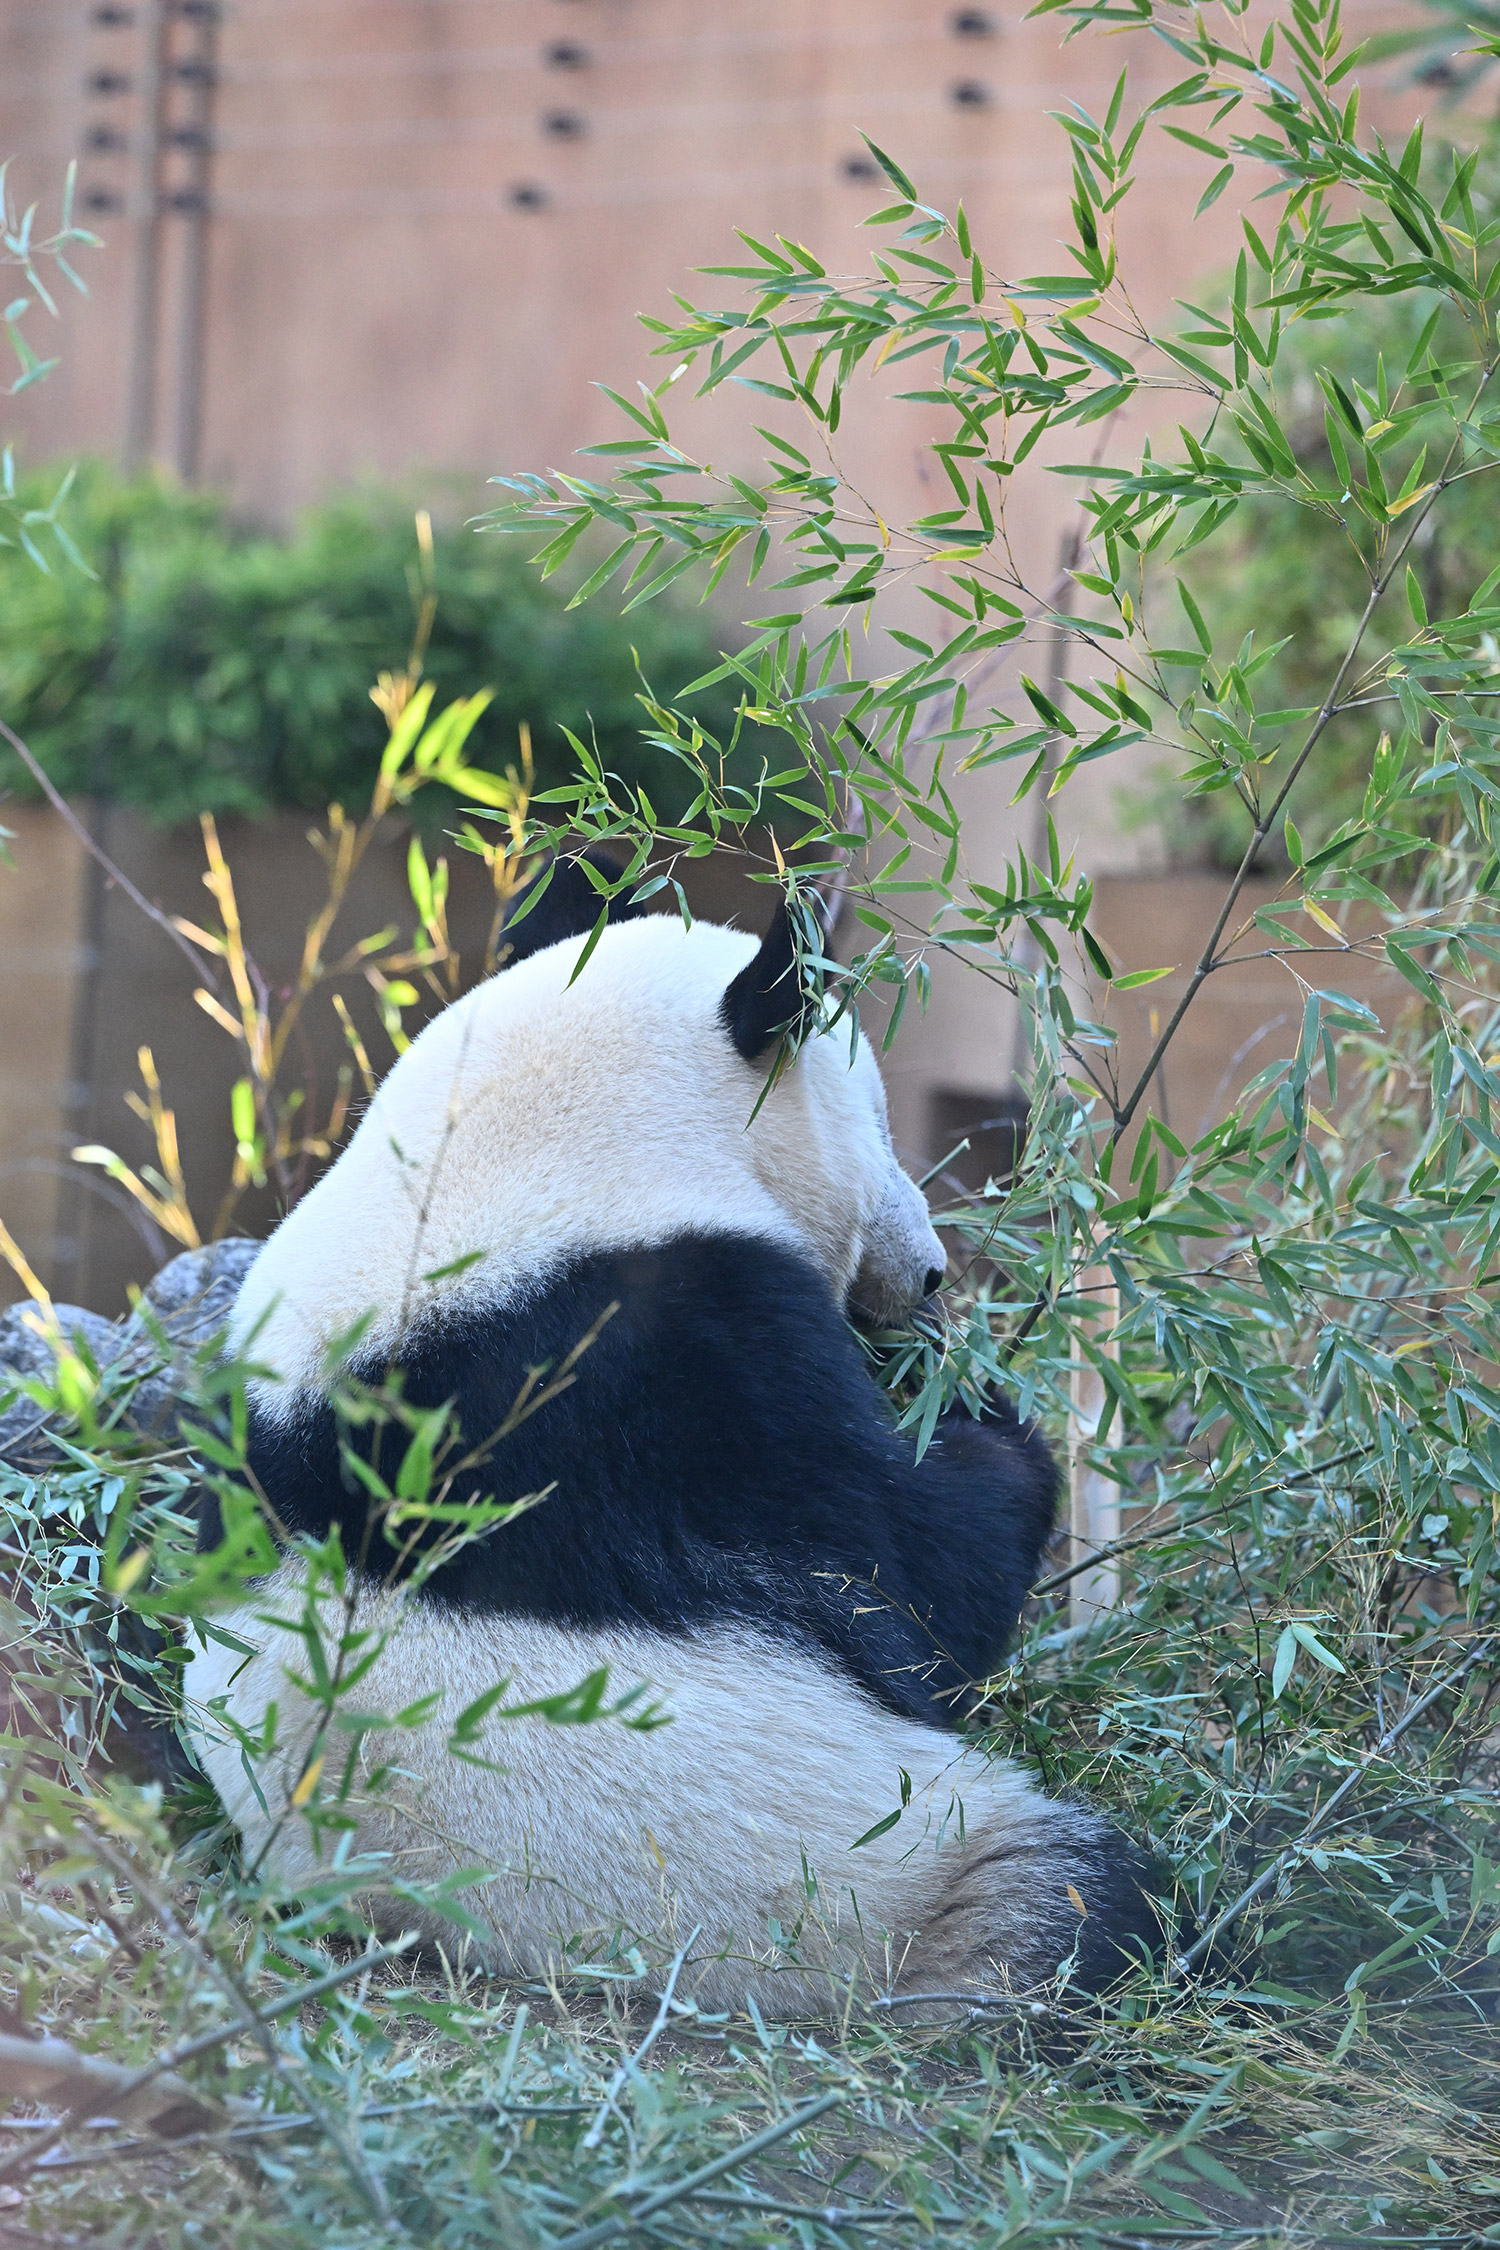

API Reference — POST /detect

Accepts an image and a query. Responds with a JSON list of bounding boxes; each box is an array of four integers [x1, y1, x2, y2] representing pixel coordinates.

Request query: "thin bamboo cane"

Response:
[[1068, 1261, 1121, 1625]]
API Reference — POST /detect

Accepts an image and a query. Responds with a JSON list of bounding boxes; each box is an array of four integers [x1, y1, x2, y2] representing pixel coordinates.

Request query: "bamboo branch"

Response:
[[875, 1990, 1050, 2017], [552, 2089, 845, 2250], [0, 716, 220, 989], [1174, 1634, 1495, 1974], [16, 2092, 595, 2177], [1028, 1447, 1375, 1599], [580, 1935, 697, 2151]]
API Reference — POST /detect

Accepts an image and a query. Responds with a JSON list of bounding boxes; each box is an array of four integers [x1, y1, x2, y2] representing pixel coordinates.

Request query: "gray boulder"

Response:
[[136, 1238, 260, 1330], [0, 1305, 121, 1462], [0, 1238, 261, 1466]]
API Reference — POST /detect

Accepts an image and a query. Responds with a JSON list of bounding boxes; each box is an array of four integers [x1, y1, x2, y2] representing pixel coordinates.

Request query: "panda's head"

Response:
[[234, 859, 947, 1392]]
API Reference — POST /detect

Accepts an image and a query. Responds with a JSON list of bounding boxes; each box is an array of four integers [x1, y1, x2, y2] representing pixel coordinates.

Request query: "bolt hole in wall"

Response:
[[505, 5, 1000, 212], [82, 2, 215, 217]]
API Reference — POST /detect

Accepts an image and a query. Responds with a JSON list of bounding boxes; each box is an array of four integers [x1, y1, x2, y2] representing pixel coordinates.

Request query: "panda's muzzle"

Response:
[[848, 1169, 947, 1326]]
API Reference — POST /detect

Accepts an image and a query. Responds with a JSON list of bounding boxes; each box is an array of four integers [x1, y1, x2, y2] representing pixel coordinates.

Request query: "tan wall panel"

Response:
[[0, 802, 86, 1309]]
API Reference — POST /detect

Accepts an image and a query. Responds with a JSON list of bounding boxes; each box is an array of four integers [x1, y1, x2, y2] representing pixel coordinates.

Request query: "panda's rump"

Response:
[[183, 1569, 1057, 2009]]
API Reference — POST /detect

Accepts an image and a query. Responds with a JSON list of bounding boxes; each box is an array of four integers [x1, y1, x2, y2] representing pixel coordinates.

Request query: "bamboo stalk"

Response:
[[1068, 1261, 1121, 1626]]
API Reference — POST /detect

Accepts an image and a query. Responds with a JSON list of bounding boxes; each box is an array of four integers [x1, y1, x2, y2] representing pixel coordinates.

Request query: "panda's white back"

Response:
[[235, 914, 900, 1403]]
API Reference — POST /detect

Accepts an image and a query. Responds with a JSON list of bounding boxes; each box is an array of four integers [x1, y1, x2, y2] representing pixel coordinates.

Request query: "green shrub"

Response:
[[1136, 270, 1500, 866], [0, 464, 742, 824]]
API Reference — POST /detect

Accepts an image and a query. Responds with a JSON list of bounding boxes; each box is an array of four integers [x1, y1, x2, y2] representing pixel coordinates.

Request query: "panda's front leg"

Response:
[[875, 1401, 1061, 1709], [890, 1790, 1171, 2004], [921, 1399, 1060, 1575]]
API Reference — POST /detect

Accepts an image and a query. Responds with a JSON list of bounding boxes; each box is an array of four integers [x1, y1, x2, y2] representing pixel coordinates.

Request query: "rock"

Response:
[[0, 1303, 126, 1461], [0, 1239, 260, 1464], [0, 1303, 122, 1382], [118, 1238, 261, 1436], [137, 1239, 260, 1335]]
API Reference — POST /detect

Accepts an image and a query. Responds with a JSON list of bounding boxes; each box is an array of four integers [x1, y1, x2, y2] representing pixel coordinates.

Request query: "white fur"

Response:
[[185, 1568, 1086, 2015], [233, 915, 944, 1403]]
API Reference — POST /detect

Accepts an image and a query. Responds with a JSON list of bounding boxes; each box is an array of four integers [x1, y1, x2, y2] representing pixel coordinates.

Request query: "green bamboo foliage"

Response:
[[0, 159, 96, 586], [2, 4, 1500, 2240], [470, 0, 1500, 2102]]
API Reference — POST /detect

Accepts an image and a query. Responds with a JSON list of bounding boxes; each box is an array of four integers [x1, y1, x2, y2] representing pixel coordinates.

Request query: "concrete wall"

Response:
[[3, 2, 1257, 516], [0, 804, 87, 1300], [0, 3, 1422, 1309], [0, 804, 1408, 1317]]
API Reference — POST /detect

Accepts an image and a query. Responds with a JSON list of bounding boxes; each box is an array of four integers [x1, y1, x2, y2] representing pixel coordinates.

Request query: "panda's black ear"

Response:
[[720, 885, 833, 1063], [497, 848, 644, 969]]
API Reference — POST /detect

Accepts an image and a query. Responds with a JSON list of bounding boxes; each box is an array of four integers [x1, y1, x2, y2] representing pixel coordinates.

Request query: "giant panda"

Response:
[[183, 862, 1168, 2016]]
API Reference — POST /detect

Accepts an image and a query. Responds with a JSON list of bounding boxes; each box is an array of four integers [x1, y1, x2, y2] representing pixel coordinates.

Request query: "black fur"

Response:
[[719, 892, 819, 1062], [239, 1232, 1058, 1727], [1060, 1837, 1176, 1991], [936, 1819, 1173, 1995], [500, 846, 644, 965], [512, 859, 812, 1064]]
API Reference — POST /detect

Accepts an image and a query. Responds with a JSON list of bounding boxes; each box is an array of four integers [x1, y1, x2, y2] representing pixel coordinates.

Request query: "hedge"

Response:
[[0, 464, 742, 825]]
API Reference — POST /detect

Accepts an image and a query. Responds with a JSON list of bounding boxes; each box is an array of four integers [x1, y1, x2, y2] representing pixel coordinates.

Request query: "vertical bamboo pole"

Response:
[[171, 1, 220, 483], [1069, 1260, 1122, 1626], [122, 0, 166, 469]]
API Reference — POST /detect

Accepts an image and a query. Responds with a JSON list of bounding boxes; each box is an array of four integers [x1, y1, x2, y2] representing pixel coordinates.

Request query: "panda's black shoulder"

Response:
[[242, 1231, 1059, 1724]]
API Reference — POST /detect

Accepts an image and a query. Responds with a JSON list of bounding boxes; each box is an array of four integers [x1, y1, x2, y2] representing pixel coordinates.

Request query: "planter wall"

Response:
[[2, 805, 766, 1316], [0, 806, 1407, 1319]]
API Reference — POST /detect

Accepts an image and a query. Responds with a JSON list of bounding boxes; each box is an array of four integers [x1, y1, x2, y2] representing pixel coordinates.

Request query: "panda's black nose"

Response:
[[923, 1266, 945, 1298]]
